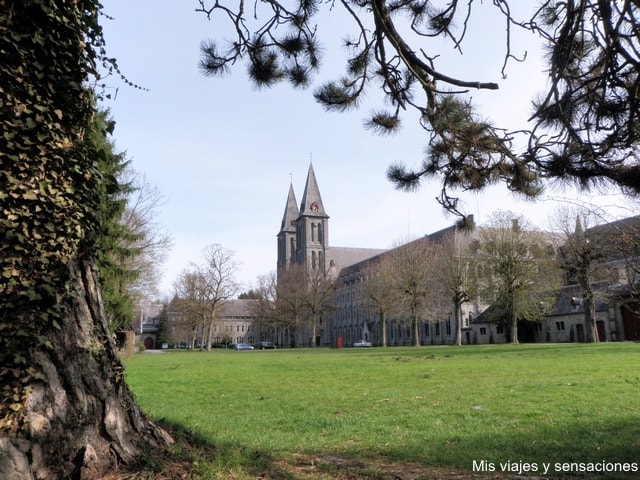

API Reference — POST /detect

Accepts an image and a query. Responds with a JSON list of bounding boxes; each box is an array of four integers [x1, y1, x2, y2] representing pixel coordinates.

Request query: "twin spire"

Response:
[[279, 163, 328, 235]]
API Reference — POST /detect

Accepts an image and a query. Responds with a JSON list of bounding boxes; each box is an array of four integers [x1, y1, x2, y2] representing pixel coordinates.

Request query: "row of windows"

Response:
[[334, 307, 475, 329], [210, 336, 255, 344], [210, 324, 254, 333]]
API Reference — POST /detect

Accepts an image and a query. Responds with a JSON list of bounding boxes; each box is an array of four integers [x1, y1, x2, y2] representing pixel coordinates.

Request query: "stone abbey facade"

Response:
[[276, 164, 485, 347], [276, 164, 640, 347]]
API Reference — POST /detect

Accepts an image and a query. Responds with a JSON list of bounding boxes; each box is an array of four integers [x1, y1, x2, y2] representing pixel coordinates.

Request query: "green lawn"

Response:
[[123, 343, 640, 479]]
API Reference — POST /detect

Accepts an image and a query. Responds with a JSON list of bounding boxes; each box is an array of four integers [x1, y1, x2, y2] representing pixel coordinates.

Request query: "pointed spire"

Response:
[[279, 182, 299, 234], [299, 163, 328, 218]]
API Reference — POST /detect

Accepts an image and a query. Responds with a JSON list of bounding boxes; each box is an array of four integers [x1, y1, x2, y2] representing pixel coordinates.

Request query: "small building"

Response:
[[135, 304, 164, 350], [167, 297, 267, 348]]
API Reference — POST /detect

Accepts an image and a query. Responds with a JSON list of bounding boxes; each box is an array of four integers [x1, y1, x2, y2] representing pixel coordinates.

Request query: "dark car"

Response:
[[258, 341, 277, 350]]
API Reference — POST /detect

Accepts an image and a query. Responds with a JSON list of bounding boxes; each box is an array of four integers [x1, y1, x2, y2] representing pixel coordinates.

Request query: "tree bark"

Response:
[[0, 261, 171, 479], [411, 306, 421, 347], [584, 293, 599, 343], [379, 310, 388, 347], [453, 299, 463, 346], [510, 306, 519, 345]]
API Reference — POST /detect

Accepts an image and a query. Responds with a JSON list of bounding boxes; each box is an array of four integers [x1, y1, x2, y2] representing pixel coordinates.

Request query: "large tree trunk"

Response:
[[0, 261, 171, 479], [1, 2, 172, 476]]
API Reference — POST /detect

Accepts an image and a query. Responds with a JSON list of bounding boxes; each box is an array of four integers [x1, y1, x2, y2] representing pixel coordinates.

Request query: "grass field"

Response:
[[123, 343, 640, 479]]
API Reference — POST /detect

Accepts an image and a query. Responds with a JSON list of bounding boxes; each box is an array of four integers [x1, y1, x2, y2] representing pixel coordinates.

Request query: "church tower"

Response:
[[296, 163, 329, 274], [277, 183, 299, 274]]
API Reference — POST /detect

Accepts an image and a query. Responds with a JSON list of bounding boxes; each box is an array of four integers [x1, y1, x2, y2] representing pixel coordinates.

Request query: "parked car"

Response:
[[234, 343, 254, 351], [258, 341, 277, 350], [353, 339, 372, 347]]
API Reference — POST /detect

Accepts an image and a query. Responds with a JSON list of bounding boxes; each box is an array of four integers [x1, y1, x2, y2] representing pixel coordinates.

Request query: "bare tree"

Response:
[[358, 254, 398, 347], [119, 168, 173, 303], [275, 264, 310, 347], [433, 229, 477, 345], [198, 244, 240, 350], [551, 207, 613, 342], [251, 272, 281, 341], [386, 237, 439, 346], [173, 268, 210, 349], [594, 202, 640, 303], [476, 211, 561, 343], [305, 267, 335, 347]]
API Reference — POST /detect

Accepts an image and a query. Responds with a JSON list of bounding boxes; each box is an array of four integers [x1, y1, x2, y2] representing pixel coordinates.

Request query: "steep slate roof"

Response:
[[299, 163, 328, 218], [584, 214, 640, 261], [327, 246, 389, 275], [278, 183, 299, 235], [335, 222, 462, 281], [217, 299, 259, 318]]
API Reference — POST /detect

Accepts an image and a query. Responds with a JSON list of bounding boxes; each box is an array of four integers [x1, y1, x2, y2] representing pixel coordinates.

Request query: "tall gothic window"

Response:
[[311, 223, 316, 242], [318, 223, 324, 244], [312, 250, 317, 270]]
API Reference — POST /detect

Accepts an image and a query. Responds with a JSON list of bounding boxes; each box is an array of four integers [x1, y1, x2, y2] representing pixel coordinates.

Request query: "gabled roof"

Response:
[[299, 163, 328, 218], [546, 283, 611, 317], [278, 183, 299, 235]]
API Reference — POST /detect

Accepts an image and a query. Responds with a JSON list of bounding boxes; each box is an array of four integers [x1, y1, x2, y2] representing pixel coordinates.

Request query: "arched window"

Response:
[[311, 223, 316, 242], [318, 223, 324, 244], [318, 251, 324, 271], [312, 250, 317, 270]]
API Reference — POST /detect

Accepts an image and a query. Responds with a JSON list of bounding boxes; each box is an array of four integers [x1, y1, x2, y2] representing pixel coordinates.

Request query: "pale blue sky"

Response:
[[100, 1, 629, 297]]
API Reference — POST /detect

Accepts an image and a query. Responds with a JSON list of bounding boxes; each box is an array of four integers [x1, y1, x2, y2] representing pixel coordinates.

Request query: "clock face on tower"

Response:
[[310, 202, 319, 212]]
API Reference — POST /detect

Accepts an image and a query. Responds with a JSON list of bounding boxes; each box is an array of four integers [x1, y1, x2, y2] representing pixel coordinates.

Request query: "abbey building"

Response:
[[276, 164, 640, 347]]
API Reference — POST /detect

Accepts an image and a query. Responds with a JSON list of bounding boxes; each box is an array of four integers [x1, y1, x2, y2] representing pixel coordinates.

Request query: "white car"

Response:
[[353, 339, 372, 347]]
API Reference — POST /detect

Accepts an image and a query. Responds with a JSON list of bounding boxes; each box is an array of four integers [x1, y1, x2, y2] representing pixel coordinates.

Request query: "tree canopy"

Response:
[[197, 0, 639, 221]]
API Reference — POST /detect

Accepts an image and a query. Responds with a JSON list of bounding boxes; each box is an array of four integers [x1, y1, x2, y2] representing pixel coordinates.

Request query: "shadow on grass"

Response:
[[117, 417, 640, 480], [115, 418, 299, 479], [343, 416, 640, 480], [115, 419, 482, 480]]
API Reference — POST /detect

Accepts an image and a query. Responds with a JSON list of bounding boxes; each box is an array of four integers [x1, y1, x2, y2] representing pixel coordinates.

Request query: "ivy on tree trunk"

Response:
[[0, 1, 171, 477]]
